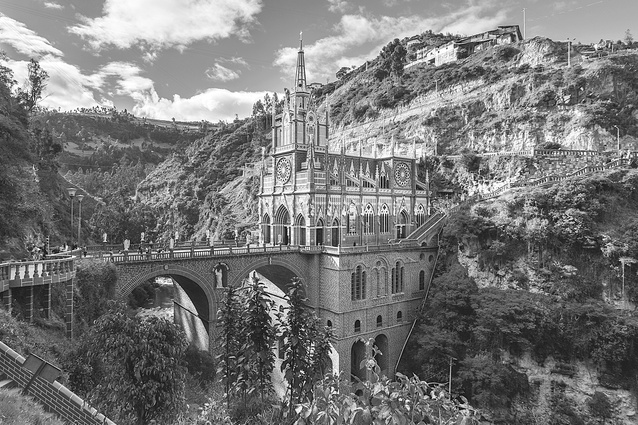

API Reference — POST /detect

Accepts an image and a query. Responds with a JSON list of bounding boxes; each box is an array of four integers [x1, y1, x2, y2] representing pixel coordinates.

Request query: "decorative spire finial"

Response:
[[300, 31, 303, 50]]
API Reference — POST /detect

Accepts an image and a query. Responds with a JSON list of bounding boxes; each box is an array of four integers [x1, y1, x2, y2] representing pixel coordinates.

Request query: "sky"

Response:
[[0, 0, 636, 122]]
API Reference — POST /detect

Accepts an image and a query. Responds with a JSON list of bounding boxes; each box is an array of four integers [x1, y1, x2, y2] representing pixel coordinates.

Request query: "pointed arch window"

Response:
[[351, 265, 366, 301], [415, 204, 427, 227], [379, 204, 390, 234], [391, 261, 404, 294], [363, 204, 374, 235], [347, 203, 357, 234], [379, 166, 389, 188], [419, 270, 426, 291], [262, 213, 271, 244]]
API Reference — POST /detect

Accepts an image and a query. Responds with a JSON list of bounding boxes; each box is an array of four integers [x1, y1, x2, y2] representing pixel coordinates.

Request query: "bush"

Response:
[[587, 391, 613, 420], [184, 344, 217, 387], [74, 259, 117, 329], [0, 388, 63, 425], [127, 280, 158, 309]]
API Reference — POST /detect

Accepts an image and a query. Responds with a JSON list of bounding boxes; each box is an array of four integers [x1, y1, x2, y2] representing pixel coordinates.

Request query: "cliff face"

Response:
[[405, 167, 638, 424], [135, 119, 266, 241], [324, 38, 638, 156]]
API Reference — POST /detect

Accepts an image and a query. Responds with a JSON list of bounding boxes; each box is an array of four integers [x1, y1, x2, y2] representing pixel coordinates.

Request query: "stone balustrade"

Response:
[[0, 256, 75, 290]]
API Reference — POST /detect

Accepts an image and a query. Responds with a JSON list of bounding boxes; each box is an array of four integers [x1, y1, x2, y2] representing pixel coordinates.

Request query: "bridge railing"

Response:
[[0, 256, 76, 287], [98, 240, 431, 264]]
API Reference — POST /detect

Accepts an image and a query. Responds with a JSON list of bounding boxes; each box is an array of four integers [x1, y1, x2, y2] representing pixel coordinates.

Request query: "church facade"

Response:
[[258, 37, 438, 379]]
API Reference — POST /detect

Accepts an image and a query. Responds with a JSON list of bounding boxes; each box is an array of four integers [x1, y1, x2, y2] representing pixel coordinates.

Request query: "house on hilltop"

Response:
[[406, 25, 523, 69]]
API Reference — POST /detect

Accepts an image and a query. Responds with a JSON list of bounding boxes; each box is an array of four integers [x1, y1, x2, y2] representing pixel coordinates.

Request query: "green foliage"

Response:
[[587, 391, 613, 421], [73, 259, 117, 330], [127, 280, 157, 309], [65, 303, 188, 425], [16, 59, 48, 113], [216, 286, 244, 407], [280, 278, 335, 408], [296, 340, 479, 425], [183, 343, 217, 388], [457, 355, 529, 413], [241, 277, 278, 403], [0, 388, 64, 425]]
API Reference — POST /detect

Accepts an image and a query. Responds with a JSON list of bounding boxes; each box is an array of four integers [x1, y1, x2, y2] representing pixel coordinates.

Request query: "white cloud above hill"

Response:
[[0, 15, 64, 57], [68, 0, 263, 51]]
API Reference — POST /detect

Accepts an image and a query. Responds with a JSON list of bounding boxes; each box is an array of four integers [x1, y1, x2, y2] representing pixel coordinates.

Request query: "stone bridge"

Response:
[[101, 245, 324, 350], [0, 255, 76, 336]]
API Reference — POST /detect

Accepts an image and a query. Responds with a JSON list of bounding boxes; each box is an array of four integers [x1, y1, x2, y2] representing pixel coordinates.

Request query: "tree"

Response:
[[280, 278, 334, 409], [336, 66, 350, 80], [65, 303, 188, 425], [624, 29, 634, 45], [216, 286, 244, 408], [17, 59, 48, 112], [240, 275, 277, 405]]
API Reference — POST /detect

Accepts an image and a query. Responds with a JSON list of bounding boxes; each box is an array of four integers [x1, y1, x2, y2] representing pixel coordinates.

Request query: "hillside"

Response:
[[316, 37, 638, 155], [400, 167, 638, 424], [135, 119, 266, 242]]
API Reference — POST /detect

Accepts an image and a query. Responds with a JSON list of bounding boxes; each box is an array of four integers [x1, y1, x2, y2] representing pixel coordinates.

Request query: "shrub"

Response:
[[587, 391, 613, 420]]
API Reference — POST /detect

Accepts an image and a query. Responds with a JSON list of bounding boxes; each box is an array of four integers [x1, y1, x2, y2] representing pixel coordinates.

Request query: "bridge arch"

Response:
[[229, 256, 310, 292], [118, 264, 218, 349]]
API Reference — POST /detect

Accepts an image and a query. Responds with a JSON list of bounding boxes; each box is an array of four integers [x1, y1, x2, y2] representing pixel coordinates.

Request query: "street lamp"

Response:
[[67, 187, 77, 248], [76, 194, 84, 248], [613, 125, 620, 151]]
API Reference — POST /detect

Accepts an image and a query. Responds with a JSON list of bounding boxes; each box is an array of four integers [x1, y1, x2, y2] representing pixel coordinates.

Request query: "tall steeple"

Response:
[[295, 31, 307, 92]]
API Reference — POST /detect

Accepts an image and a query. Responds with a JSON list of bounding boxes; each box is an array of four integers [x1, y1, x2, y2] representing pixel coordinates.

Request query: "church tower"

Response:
[[272, 33, 328, 150], [259, 36, 436, 380]]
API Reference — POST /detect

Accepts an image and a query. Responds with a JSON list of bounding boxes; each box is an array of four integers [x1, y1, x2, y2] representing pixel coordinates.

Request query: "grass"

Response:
[[0, 389, 64, 425]]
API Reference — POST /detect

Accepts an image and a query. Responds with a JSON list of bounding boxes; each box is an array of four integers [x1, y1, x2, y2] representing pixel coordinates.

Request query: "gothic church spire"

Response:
[[295, 31, 307, 92]]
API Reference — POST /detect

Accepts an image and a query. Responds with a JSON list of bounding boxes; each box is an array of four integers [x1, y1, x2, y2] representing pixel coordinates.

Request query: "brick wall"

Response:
[[0, 341, 115, 425]]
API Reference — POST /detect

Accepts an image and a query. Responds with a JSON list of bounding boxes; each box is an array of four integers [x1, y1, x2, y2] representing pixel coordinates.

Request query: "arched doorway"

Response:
[[396, 210, 409, 239], [294, 214, 306, 246], [315, 218, 324, 245], [262, 214, 271, 244], [331, 218, 340, 247], [274, 205, 291, 245], [351, 339, 366, 382], [374, 334, 389, 377]]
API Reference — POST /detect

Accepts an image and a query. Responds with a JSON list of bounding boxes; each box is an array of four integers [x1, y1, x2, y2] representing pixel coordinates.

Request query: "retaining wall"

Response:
[[0, 341, 115, 425]]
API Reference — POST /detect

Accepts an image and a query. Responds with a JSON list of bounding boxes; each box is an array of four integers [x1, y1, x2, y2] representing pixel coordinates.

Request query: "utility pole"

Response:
[[448, 356, 457, 401], [567, 38, 572, 67]]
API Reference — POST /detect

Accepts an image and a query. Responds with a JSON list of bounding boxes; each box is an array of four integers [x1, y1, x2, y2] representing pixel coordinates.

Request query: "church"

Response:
[[258, 36, 438, 379]]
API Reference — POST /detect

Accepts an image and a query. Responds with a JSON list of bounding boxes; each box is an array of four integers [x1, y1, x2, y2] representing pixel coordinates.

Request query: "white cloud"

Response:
[[327, 0, 350, 13], [43, 2, 64, 9], [0, 15, 64, 57], [275, 1, 512, 84], [131, 88, 269, 122], [206, 63, 240, 82], [68, 0, 263, 51]]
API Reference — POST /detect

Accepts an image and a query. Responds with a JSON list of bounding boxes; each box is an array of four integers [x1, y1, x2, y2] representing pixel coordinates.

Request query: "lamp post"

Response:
[[67, 187, 77, 248], [76, 194, 84, 248], [613, 125, 620, 151]]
